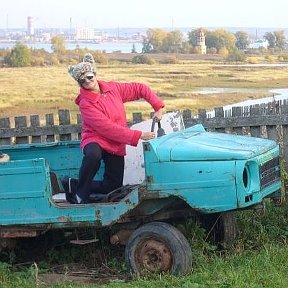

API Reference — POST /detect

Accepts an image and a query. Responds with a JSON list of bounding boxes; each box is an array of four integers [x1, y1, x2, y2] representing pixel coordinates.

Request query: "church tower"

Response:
[[196, 30, 206, 54]]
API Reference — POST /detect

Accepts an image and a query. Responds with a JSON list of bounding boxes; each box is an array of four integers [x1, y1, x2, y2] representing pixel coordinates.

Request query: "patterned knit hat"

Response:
[[68, 53, 96, 82]]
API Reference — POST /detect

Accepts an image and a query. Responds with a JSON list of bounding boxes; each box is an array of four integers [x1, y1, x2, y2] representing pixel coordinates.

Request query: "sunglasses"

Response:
[[78, 74, 95, 85]]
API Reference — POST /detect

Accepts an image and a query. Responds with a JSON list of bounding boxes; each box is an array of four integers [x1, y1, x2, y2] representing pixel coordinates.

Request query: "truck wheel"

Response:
[[125, 221, 192, 275]]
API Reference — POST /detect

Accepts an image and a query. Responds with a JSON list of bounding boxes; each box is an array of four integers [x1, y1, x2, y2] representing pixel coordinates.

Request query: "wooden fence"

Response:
[[0, 102, 288, 165]]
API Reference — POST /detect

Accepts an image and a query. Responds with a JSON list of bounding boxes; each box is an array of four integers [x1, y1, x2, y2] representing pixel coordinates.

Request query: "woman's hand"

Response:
[[153, 108, 163, 121], [141, 131, 156, 140]]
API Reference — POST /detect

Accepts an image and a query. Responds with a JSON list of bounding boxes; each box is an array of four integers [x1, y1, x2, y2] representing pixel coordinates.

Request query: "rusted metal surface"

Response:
[[0, 229, 41, 238], [110, 229, 133, 245], [135, 238, 173, 272]]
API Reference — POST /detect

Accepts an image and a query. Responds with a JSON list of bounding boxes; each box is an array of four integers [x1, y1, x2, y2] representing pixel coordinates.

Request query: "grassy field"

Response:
[[1, 61, 288, 120]]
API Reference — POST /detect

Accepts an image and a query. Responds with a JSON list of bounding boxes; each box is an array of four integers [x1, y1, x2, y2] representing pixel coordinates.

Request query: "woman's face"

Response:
[[78, 72, 98, 91]]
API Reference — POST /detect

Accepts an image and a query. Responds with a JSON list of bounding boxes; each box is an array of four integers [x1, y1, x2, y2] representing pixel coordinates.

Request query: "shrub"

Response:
[[31, 57, 45, 66], [208, 47, 217, 55], [226, 50, 246, 62], [278, 54, 288, 62], [160, 55, 180, 64], [219, 47, 229, 57], [92, 51, 109, 64], [265, 55, 275, 63], [132, 54, 156, 65], [247, 56, 259, 64]]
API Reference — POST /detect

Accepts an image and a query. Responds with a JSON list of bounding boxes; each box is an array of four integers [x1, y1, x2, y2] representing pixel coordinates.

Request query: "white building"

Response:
[[249, 39, 269, 49], [75, 28, 96, 41]]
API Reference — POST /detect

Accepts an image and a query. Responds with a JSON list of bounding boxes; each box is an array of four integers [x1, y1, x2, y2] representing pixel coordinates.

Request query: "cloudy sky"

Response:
[[1, 0, 287, 29]]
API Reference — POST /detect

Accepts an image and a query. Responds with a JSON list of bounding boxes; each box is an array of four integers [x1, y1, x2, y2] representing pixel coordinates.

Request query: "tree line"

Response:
[[0, 28, 287, 67], [142, 28, 286, 53]]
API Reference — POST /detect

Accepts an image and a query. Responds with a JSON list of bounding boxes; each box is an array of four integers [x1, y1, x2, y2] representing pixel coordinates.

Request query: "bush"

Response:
[[278, 54, 288, 62], [132, 54, 156, 65], [160, 55, 180, 64], [92, 51, 109, 64], [31, 57, 45, 66], [247, 56, 259, 64], [219, 47, 229, 57], [208, 47, 217, 55], [49, 55, 60, 65], [265, 55, 275, 63], [226, 50, 246, 62]]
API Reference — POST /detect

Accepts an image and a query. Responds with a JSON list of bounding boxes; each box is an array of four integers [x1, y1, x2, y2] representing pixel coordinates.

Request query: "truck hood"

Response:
[[151, 124, 277, 161]]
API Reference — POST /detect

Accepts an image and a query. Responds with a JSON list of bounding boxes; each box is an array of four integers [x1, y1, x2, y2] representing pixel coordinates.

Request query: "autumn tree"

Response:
[[235, 31, 249, 50], [205, 29, 236, 52], [51, 36, 66, 54], [142, 28, 167, 52], [6, 42, 32, 67], [162, 31, 183, 53], [274, 30, 286, 50], [264, 32, 276, 48]]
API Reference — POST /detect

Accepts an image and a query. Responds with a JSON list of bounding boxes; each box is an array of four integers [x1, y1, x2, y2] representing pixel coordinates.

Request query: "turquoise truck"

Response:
[[0, 120, 281, 275]]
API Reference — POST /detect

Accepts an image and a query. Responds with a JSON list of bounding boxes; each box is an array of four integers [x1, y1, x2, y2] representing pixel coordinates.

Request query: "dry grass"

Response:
[[1, 62, 288, 120]]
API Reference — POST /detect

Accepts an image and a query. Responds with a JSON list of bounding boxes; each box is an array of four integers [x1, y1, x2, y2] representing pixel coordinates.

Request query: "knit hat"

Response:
[[68, 53, 96, 82]]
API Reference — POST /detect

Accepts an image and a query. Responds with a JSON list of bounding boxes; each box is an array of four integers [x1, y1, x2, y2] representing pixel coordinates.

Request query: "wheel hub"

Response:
[[135, 238, 173, 272]]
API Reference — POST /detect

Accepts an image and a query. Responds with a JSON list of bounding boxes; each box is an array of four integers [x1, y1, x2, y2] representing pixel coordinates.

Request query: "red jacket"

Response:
[[75, 80, 165, 156]]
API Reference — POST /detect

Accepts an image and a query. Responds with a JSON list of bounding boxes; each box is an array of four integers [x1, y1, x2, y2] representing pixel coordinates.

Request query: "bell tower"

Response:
[[196, 30, 206, 54]]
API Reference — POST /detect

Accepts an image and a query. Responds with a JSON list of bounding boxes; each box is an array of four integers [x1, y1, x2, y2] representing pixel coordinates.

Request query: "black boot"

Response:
[[62, 177, 79, 204]]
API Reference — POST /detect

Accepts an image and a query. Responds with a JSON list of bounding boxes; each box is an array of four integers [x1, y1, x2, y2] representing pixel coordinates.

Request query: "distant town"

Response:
[[0, 16, 148, 44], [1, 16, 287, 47]]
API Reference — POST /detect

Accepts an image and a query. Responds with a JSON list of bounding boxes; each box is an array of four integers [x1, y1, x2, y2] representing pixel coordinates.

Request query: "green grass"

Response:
[[1, 202, 288, 287]]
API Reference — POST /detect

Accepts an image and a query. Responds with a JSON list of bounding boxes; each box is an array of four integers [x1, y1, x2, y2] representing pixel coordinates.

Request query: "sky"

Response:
[[1, 0, 288, 29]]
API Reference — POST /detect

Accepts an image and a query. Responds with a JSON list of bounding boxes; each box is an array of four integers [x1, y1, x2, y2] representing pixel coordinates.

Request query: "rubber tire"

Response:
[[125, 221, 192, 275]]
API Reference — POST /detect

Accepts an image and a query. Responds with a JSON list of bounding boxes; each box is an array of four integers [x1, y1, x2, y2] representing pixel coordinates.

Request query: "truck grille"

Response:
[[260, 156, 280, 189]]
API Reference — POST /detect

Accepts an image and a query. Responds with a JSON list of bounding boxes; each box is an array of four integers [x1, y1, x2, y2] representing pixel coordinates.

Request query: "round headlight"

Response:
[[243, 165, 249, 189]]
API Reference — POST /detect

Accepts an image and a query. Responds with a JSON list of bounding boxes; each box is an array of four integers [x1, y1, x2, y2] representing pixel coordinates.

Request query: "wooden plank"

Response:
[[30, 115, 41, 143], [15, 116, 29, 144], [266, 125, 279, 143], [77, 114, 82, 140], [0, 117, 11, 145], [231, 107, 243, 135], [45, 113, 56, 142], [214, 107, 225, 133], [132, 112, 142, 124], [58, 110, 72, 141], [249, 105, 261, 138], [0, 124, 81, 138]]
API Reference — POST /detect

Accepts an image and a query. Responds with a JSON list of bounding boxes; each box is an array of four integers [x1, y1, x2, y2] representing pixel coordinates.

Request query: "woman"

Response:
[[64, 53, 165, 204]]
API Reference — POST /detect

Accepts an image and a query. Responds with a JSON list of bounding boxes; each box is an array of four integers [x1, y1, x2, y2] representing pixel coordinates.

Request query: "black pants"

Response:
[[76, 142, 124, 202]]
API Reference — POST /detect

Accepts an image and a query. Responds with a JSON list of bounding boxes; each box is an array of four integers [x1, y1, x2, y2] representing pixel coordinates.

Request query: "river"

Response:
[[0, 41, 143, 53], [199, 88, 288, 117]]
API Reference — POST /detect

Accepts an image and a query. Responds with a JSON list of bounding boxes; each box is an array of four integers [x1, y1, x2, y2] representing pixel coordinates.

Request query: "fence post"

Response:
[[30, 115, 41, 143], [182, 109, 193, 128], [214, 107, 225, 133], [266, 103, 279, 143], [45, 113, 56, 142], [231, 107, 243, 135], [250, 105, 262, 138], [0, 117, 11, 145], [15, 116, 29, 144], [132, 112, 142, 124], [58, 110, 72, 141]]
